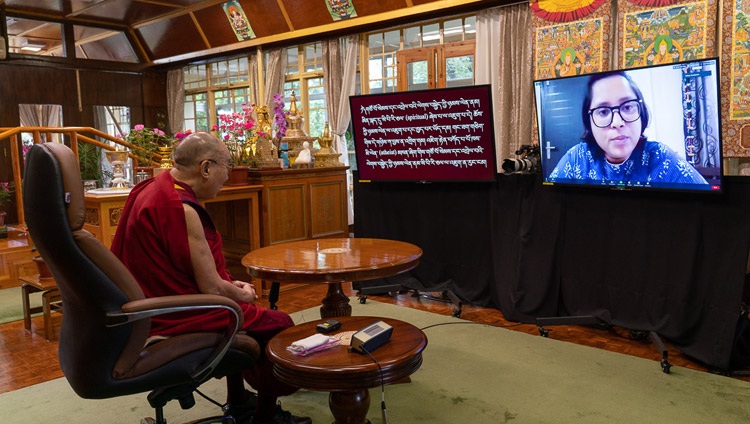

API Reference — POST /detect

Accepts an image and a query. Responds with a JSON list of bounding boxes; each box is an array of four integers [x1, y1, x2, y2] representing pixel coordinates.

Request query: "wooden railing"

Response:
[[0, 126, 161, 225]]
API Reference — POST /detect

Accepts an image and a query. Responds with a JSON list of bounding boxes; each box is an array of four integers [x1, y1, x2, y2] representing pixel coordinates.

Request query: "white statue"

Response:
[[296, 141, 312, 164]]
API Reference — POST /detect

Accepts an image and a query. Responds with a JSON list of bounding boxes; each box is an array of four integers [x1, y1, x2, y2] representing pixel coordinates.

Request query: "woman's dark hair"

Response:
[[580, 71, 650, 144]]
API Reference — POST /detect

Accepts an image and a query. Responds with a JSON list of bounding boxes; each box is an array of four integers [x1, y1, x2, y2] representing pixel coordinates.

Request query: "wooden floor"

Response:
[[1, 283, 748, 396]]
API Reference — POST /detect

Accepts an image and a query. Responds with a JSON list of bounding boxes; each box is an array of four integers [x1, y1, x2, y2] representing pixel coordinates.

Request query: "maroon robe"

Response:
[[111, 171, 265, 336]]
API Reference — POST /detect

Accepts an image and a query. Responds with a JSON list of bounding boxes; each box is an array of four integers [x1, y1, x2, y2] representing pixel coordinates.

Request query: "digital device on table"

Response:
[[533, 57, 723, 194]]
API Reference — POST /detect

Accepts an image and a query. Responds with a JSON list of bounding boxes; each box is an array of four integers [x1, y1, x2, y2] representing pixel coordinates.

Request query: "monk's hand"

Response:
[[233, 280, 257, 302]]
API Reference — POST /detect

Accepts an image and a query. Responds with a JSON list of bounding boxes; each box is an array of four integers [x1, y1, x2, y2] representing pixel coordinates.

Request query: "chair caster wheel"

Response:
[[661, 360, 672, 374], [452, 309, 461, 318], [538, 327, 549, 337], [359, 295, 367, 304]]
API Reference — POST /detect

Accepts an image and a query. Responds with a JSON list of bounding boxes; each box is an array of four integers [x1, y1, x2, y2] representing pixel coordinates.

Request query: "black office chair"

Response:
[[23, 142, 260, 424]]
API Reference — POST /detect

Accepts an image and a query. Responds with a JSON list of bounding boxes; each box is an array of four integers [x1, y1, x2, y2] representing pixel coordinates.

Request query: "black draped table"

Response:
[[354, 173, 750, 371]]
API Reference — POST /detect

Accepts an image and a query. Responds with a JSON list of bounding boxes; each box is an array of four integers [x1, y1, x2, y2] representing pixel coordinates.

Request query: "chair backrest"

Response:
[[23, 142, 152, 398]]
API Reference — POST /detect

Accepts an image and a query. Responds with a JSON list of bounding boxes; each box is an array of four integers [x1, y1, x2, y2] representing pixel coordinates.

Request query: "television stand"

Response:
[[536, 315, 672, 373], [357, 282, 463, 318]]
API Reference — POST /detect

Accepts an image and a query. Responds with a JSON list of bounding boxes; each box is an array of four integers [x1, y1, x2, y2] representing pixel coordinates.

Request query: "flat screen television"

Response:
[[350, 85, 497, 182], [533, 57, 722, 193]]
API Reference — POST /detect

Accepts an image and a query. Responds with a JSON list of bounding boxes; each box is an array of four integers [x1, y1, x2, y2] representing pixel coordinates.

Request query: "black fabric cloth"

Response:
[[353, 173, 750, 371]]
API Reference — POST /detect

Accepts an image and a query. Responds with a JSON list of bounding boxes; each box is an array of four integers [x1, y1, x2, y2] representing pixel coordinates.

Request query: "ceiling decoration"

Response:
[[2, 0, 510, 67]]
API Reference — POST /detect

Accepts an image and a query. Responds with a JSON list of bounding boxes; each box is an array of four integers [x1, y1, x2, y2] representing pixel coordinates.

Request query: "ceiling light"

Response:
[[21, 40, 46, 52]]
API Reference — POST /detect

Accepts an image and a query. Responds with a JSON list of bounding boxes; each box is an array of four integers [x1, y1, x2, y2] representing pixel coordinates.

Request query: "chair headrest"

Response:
[[38, 143, 86, 230]]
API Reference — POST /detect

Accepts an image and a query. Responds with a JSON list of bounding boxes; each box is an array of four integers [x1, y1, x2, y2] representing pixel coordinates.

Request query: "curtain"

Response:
[[19, 104, 62, 142], [166, 69, 184, 134], [248, 50, 260, 108], [323, 38, 342, 137], [263, 48, 287, 108], [476, 4, 533, 171], [323, 35, 358, 225]]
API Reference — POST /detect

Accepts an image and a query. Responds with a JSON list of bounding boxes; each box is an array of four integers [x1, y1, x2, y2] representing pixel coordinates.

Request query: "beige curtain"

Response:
[[248, 50, 260, 108], [263, 47, 287, 108], [166, 69, 184, 134], [19, 104, 62, 142], [322, 38, 342, 140], [476, 4, 533, 171], [323, 35, 358, 225]]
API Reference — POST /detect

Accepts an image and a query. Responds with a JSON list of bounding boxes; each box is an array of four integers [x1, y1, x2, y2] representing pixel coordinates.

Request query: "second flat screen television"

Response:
[[533, 58, 722, 193], [350, 85, 496, 182]]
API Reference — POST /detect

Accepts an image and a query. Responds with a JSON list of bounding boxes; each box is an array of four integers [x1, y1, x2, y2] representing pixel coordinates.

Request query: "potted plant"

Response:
[[0, 181, 15, 227], [118, 125, 175, 173], [211, 94, 288, 180]]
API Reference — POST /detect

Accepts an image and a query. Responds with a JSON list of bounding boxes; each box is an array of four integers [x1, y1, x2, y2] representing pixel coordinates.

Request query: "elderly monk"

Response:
[[111, 132, 311, 424]]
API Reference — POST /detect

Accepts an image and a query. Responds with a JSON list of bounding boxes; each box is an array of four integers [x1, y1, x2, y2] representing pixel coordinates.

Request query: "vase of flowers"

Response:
[[118, 125, 175, 168], [212, 94, 288, 171], [0, 182, 15, 227]]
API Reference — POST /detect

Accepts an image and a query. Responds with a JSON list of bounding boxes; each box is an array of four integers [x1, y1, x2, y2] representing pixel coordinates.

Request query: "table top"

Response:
[[266, 316, 427, 391], [241, 238, 422, 283], [19, 274, 57, 291]]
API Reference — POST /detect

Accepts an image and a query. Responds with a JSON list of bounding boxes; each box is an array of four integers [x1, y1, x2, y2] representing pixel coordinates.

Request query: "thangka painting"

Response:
[[325, 0, 357, 21], [530, 0, 612, 80], [222, 1, 255, 41], [618, 0, 715, 69], [720, 0, 750, 156], [535, 19, 605, 79]]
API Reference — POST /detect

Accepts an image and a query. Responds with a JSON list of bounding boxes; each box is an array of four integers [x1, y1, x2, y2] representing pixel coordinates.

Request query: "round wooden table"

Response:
[[266, 316, 427, 424], [241, 238, 422, 317]]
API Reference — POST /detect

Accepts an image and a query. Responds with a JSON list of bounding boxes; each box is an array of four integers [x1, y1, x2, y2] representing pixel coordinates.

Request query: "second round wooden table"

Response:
[[241, 238, 422, 317]]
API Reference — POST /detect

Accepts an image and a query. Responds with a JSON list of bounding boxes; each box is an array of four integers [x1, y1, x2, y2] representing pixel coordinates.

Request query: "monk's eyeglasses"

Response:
[[203, 158, 234, 171]]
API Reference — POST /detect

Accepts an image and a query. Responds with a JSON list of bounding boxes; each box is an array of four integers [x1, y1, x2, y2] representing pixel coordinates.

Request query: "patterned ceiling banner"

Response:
[[625, 0, 681, 6], [720, 0, 750, 156], [530, 1, 613, 145], [223, 1, 255, 41], [530, 0, 608, 22], [326, 0, 357, 20], [532, 1, 612, 80], [617, 0, 716, 69]]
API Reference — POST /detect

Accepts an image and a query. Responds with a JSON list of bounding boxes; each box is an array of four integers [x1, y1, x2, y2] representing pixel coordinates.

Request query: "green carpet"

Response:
[[0, 286, 43, 325], [1, 299, 749, 423]]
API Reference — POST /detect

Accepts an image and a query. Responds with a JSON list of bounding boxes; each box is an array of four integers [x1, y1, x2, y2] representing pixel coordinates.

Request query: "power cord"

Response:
[[420, 321, 524, 331], [362, 346, 389, 424]]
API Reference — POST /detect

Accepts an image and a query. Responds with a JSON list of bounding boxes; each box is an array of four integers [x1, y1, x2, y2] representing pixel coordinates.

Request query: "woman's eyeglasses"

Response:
[[588, 99, 642, 128]]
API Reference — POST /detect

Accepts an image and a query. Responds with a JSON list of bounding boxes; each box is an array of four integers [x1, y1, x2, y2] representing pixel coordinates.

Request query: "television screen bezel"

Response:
[[533, 57, 723, 194], [350, 84, 498, 183]]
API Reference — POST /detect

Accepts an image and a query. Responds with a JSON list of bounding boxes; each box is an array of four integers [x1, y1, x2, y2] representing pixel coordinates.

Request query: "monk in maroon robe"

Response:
[[111, 132, 311, 424]]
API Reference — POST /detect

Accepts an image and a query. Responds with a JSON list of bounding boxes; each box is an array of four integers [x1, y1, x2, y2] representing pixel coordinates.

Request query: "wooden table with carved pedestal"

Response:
[[241, 238, 422, 317], [266, 315, 427, 424]]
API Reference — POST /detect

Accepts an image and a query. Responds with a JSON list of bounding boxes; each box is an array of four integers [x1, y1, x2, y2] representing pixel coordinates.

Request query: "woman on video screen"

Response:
[[549, 71, 707, 185]]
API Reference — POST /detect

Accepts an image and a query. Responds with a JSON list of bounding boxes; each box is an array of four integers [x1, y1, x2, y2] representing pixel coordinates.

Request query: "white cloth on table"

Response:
[[286, 333, 339, 356]]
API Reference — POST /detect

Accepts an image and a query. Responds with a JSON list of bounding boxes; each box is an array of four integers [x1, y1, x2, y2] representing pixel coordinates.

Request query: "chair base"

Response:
[[141, 415, 236, 424]]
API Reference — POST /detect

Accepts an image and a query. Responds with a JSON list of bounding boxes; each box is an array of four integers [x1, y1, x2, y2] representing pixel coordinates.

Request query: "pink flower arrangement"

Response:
[[0, 182, 15, 212], [212, 95, 288, 165], [118, 124, 174, 165]]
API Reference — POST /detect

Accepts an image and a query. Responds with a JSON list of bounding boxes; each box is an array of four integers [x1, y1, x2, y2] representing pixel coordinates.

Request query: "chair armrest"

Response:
[[107, 294, 245, 383]]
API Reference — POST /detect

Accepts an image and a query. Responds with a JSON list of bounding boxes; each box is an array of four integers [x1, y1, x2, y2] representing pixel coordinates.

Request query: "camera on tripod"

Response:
[[501, 144, 541, 174]]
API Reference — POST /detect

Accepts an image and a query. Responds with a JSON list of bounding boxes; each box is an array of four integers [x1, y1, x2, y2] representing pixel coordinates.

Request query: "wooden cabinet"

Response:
[[83, 192, 129, 248], [81, 168, 349, 297], [247, 166, 350, 296], [247, 167, 350, 246], [0, 239, 36, 289], [84, 186, 262, 285]]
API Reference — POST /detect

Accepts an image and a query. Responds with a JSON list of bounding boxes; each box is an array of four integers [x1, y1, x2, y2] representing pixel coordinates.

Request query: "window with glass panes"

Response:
[[283, 42, 328, 141], [183, 92, 209, 132], [183, 55, 252, 134], [365, 14, 476, 94]]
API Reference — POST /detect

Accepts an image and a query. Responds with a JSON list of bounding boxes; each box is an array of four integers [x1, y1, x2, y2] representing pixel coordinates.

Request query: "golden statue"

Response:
[[313, 122, 342, 168], [252, 104, 280, 169]]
